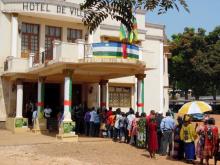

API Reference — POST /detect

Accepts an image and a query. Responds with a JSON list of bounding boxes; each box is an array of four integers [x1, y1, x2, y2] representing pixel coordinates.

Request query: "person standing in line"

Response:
[[156, 111, 163, 153], [94, 109, 100, 137], [127, 108, 135, 143], [44, 105, 52, 130], [124, 113, 129, 143], [146, 110, 155, 148], [130, 112, 139, 146], [160, 111, 175, 156], [180, 115, 197, 164], [203, 118, 219, 165], [137, 112, 147, 148], [84, 109, 91, 136], [89, 107, 96, 137], [148, 113, 158, 159], [27, 101, 34, 127], [113, 108, 122, 141], [106, 111, 115, 138], [106, 107, 113, 118], [119, 112, 126, 143], [196, 118, 208, 164], [173, 116, 184, 160], [32, 104, 38, 129]]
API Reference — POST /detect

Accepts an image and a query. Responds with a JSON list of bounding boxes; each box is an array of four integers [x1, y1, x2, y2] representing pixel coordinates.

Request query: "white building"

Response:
[[0, 0, 169, 132]]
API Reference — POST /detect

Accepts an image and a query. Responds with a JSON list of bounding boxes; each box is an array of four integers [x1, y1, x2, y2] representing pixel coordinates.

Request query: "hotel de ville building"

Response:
[[0, 0, 170, 132]]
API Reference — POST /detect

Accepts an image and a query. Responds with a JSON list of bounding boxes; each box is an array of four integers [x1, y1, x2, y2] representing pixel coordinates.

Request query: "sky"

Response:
[[146, 0, 220, 39]]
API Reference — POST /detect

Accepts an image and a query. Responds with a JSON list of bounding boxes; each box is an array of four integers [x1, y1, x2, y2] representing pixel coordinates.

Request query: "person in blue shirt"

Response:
[[89, 107, 96, 137], [84, 110, 91, 136], [94, 109, 100, 137], [160, 111, 175, 156]]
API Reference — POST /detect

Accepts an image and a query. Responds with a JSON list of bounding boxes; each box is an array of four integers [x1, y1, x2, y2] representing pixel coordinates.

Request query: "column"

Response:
[[87, 32, 93, 58], [40, 24, 45, 64], [16, 79, 23, 118], [37, 77, 45, 119], [11, 13, 18, 57], [106, 83, 109, 109], [99, 80, 108, 109], [159, 42, 164, 112], [63, 69, 73, 121], [76, 39, 85, 59], [135, 74, 146, 113]]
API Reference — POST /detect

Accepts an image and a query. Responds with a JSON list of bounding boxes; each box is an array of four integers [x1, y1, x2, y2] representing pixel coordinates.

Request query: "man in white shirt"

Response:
[[44, 105, 52, 130], [44, 105, 52, 118]]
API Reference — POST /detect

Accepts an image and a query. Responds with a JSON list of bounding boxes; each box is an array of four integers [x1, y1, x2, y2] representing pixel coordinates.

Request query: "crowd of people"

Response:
[[25, 101, 220, 165], [83, 107, 220, 165]]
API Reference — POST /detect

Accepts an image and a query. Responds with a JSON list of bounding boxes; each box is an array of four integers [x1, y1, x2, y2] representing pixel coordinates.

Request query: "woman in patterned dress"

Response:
[[196, 118, 208, 164], [137, 112, 146, 148], [203, 118, 219, 165]]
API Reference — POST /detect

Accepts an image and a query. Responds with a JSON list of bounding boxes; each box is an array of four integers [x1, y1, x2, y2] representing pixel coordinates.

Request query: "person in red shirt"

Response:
[[203, 118, 219, 165], [106, 111, 115, 138], [106, 107, 113, 118], [145, 110, 155, 148]]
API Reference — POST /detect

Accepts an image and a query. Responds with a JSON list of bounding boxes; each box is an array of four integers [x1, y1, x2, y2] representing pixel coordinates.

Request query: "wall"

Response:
[[142, 38, 163, 114], [87, 83, 100, 108], [0, 2, 12, 121], [18, 15, 86, 58]]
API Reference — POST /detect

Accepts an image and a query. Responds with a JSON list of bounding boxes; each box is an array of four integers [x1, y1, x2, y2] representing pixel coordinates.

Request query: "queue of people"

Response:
[[26, 101, 220, 165], [83, 107, 219, 165]]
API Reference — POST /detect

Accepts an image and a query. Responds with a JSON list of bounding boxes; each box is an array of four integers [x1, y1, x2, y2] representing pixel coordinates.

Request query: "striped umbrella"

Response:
[[178, 101, 212, 115]]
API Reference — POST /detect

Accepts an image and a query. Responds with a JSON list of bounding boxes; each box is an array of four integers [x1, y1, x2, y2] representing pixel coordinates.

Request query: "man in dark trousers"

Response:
[[160, 111, 175, 156]]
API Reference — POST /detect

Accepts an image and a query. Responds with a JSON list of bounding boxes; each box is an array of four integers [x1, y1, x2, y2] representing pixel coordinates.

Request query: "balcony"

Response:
[[3, 41, 145, 80], [3, 56, 29, 74]]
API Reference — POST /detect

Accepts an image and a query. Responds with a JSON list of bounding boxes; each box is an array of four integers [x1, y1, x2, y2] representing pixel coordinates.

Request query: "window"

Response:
[[45, 26, 61, 60], [67, 28, 82, 43], [109, 86, 131, 107], [21, 23, 39, 56]]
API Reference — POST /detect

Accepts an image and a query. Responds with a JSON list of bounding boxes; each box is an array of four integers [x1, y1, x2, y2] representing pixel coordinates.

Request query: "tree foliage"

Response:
[[169, 26, 220, 100], [80, 0, 189, 33]]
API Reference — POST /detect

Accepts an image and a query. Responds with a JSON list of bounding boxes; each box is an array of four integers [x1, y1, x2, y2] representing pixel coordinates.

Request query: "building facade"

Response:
[[0, 0, 169, 126]]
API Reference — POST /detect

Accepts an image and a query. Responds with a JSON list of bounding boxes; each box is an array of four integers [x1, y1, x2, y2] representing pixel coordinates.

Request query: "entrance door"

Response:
[[44, 83, 61, 116], [23, 82, 37, 127], [44, 83, 61, 132], [21, 23, 39, 62], [72, 84, 82, 107], [45, 26, 61, 61]]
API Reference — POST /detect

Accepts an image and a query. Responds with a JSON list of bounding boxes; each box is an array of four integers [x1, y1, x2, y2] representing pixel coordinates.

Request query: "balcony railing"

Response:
[[4, 56, 29, 73], [3, 41, 143, 73]]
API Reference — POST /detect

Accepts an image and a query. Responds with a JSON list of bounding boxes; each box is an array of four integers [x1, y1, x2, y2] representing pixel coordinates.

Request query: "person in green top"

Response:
[[137, 112, 146, 148]]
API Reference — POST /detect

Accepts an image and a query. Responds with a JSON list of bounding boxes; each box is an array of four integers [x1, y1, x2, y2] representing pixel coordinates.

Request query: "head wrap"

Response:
[[184, 115, 190, 122]]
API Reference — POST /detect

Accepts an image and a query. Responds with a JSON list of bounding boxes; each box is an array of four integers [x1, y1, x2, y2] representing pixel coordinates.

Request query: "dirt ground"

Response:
[[0, 133, 186, 165], [0, 114, 220, 165]]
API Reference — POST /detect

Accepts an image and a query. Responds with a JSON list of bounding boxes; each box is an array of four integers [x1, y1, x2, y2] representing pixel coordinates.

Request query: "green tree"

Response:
[[192, 26, 220, 100], [169, 27, 208, 100], [206, 27, 220, 101], [80, 0, 189, 33]]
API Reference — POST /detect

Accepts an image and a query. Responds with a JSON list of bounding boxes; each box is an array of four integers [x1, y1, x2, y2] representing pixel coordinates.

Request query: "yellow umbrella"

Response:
[[178, 101, 212, 115]]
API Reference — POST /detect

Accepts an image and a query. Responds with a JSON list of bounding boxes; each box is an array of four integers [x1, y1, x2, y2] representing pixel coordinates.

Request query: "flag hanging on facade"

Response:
[[120, 23, 128, 59], [119, 23, 127, 41], [129, 16, 138, 43], [119, 16, 138, 58]]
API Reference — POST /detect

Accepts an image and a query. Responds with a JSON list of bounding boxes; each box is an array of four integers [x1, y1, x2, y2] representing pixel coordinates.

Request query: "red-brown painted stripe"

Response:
[[64, 100, 72, 106], [137, 103, 144, 107]]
